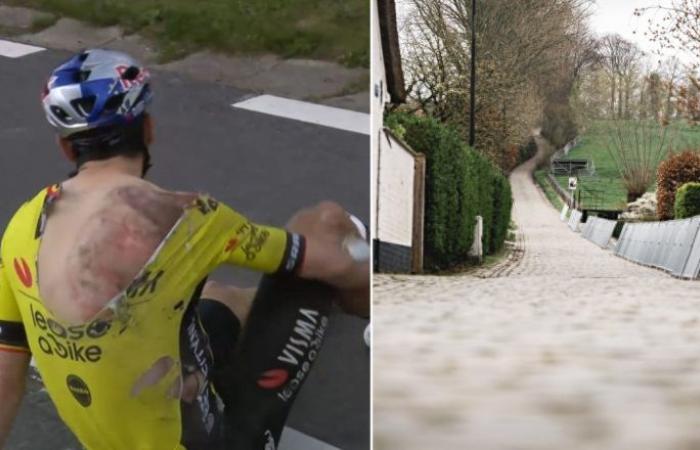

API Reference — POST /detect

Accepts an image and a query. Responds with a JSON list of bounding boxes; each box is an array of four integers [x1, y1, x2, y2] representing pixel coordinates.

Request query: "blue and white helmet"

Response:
[[42, 49, 152, 137]]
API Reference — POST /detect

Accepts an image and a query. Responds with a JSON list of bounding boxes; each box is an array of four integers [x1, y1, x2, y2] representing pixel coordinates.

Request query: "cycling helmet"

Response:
[[42, 49, 152, 138]]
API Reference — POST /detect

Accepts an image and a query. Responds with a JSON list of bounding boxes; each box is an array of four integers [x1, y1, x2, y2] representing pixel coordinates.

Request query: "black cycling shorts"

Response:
[[197, 275, 334, 450]]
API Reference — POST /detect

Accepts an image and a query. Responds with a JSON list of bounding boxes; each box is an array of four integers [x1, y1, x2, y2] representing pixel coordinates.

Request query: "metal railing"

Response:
[[615, 216, 700, 279], [568, 209, 583, 232], [581, 216, 617, 248]]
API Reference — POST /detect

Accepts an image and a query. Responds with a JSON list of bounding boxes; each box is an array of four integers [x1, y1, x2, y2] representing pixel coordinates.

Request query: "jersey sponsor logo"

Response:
[[224, 237, 239, 253], [13, 258, 33, 288], [273, 308, 329, 402], [257, 369, 289, 390], [30, 304, 107, 363], [186, 317, 215, 434], [46, 184, 60, 198], [237, 223, 270, 261], [66, 374, 92, 407], [126, 270, 164, 298]]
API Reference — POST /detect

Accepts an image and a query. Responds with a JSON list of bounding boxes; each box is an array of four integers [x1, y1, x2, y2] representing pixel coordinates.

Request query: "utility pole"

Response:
[[469, 0, 476, 148]]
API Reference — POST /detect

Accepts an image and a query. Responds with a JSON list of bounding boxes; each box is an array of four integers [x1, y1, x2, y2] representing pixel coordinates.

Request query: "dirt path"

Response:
[[373, 137, 700, 450]]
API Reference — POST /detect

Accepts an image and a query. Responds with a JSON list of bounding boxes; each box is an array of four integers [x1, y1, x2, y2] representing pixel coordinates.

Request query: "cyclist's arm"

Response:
[[210, 201, 303, 275], [0, 250, 30, 447], [211, 200, 369, 292], [0, 351, 29, 448]]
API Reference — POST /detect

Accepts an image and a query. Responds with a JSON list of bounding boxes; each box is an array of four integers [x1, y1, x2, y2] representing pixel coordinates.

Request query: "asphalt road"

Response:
[[0, 48, 369, 450]]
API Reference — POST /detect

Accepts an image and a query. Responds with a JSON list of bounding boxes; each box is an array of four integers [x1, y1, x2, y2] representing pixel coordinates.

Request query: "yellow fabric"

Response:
[[0, 187, 290, 450], [0, 244, 22, 324]]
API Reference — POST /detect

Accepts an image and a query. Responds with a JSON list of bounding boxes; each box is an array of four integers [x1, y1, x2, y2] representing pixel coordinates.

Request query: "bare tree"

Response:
[[659, 56, 682, 121], [600, 35, 642, 119], [605, 120, 677, 201], [401, 0, 595, 168], [636, 0, 700, 67]]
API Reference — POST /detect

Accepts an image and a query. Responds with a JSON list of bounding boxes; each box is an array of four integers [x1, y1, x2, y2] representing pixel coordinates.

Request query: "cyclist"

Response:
[[0, 49, 369, 449]]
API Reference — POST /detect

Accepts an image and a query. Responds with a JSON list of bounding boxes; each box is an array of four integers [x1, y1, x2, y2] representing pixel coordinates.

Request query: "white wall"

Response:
[[371, 0, 416, 248], [371, 0, 388, 240], [377, 132, 415, 246]]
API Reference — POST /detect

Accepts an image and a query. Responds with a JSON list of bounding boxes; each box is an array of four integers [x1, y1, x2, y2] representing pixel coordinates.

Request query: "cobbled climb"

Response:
[[374, 136, 700, 450]]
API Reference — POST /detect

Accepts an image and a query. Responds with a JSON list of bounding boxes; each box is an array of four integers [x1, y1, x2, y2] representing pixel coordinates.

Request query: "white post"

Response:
[[469, 215, 484, 263]]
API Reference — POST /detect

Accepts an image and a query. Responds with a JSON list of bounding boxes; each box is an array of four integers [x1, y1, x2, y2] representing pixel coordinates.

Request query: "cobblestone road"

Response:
[[373, 138, 700, 450]]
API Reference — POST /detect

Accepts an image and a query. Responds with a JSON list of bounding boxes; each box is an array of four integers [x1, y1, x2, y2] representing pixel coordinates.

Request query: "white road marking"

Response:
[[0, 39, 45, 58], [232, 95, 369, 135], [280, 427, 341, 450]]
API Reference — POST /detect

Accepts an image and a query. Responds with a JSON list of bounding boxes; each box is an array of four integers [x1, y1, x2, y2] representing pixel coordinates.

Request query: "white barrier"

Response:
[[581, 216, 617, 248], [568, 209, 583, 232], [615, 216, 700, 279], [560, 204, 569, 221]]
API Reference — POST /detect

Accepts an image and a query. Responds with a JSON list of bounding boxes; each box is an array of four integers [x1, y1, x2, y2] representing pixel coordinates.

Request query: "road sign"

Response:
[[568, 177, 577, 191]]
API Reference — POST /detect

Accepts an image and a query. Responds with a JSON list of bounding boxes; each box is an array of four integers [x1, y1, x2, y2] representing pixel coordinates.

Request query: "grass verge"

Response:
[[6, 0, 369, 67], [535, 170, 564, 211]]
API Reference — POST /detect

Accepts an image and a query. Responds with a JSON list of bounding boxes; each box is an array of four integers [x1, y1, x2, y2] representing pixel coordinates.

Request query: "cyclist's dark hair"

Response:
[[68, 114, 151, 177]]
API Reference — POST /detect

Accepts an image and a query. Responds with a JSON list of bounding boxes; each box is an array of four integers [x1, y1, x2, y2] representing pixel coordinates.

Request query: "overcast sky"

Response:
[[588, 0, 686, 63]]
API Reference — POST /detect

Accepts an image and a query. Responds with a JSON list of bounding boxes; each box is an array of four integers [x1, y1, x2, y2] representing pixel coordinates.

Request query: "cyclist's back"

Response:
[[37, 173, 192, 324]]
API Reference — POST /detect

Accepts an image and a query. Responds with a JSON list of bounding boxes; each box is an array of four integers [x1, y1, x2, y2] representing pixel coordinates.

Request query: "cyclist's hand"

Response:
[[287, 202, 369, 315]]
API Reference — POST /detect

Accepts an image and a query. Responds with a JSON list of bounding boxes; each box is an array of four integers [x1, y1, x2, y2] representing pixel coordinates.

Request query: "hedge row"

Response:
[[386, 112, 513, 270]]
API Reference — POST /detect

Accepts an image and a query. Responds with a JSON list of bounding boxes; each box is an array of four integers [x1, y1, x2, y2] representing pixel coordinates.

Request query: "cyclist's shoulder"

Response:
[[0, 185, 56, 253], [2, 185, 54, 240]]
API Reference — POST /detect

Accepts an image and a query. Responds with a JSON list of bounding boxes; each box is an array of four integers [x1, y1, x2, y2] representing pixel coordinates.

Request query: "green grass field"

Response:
[[555, 121, 700, 210], [7, 0, 369, 66]]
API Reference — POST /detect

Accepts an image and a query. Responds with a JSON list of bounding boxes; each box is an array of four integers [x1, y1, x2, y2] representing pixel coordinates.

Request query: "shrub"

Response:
[[605, 120, 673, 202], [656, 150, 700, 219], [386, 112, 513, 269], [674, 182, 700, 218]]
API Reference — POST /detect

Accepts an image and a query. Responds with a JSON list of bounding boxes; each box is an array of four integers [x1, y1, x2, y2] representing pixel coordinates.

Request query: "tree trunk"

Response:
[[610, 75, 616, 118], [624, 77, 631, 119], [618, 76, 623, 119]]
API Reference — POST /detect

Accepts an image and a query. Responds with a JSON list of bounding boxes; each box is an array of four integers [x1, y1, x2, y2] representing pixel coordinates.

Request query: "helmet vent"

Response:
[[78, 70, 91, 82], [50, 106, 72, 124], [71, 96, 96, 117], [103, 93, 125, 113], [121, 66, 140, 81]]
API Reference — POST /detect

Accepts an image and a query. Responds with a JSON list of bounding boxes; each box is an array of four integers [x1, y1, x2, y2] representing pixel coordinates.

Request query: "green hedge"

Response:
[[386, 112, 513, 270], [674, 182, 700, 219]]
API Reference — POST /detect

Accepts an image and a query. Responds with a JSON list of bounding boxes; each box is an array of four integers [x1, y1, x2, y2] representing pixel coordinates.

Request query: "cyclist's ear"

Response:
[[58, 136, 77, 162], [143, 113, 154, 147]]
